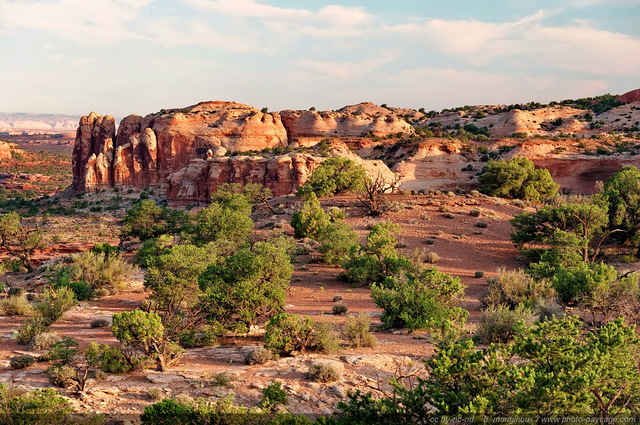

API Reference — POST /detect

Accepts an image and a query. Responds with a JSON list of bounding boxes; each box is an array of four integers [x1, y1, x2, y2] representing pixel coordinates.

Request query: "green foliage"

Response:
[[317, 221, 359, 266], [198, 241, 293, 333], [0, 295, 34, 316], [476, 304, 536, 343], [10, 354, 35, 369], [342, 221, 413, 286], [121, 200, 187, 242], [327, 316, 640, 421], [144, 244, 218, 315], [601, 166, 640, 244], [16, 315, 50, 345], [30, 331, 61, 350], [0, 384, 72, 424], [92, 243, 120, 257], [186, 196, 253, 248], [290, 193, 330, 238], [111, 310, 182, 372], [46, 364, 77, 388], [0, 211, 45, 272], [55, 250, 137, 295], [141, 398, 199, 425], [371, 267, 466, 332], [261, 381, 288, 410], [264, 313, 315, 355], [297, 158, 367, 198], [134, 235, 174, 267], [46, 336, 79, 366], [342, 314, 377, 348], [85, 342, 132, 373], [510, 200, 610, 263], [484, 268, 556, 309], [36, 286, 76, 323], [479, 157, 559, 202]]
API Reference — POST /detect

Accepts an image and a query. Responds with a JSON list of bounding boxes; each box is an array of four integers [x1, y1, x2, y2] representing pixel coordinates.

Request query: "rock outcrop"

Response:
[[72, 112, 116, 191], [617, 89, 640, 104], [166, 154, 323, 203], [281, 103, 414, 145]]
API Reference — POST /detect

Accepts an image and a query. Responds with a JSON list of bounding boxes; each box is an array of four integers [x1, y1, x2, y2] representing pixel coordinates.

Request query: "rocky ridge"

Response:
[[72, 94, 640, 201]]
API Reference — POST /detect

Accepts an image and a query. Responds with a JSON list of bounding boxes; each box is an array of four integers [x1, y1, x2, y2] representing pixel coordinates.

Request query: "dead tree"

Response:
[[357, 173, 400, 216]]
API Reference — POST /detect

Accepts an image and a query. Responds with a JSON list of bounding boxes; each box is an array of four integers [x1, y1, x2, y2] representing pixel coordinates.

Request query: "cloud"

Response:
[[299, 52, 395, 81], [2, 0, 153, 45], [385, 10, 640, 75]]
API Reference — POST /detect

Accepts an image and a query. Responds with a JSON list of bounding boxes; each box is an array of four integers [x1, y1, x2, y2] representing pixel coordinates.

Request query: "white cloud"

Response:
[[185, 0, 310, 19], [385, 10, 640, 75], [299, 52, 395, 81]]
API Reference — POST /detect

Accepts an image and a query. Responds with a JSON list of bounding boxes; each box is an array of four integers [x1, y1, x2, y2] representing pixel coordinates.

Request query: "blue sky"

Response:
[[1, 0, 638, 117]]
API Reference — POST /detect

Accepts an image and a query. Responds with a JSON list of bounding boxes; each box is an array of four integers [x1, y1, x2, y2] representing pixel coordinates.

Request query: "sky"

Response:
[[0, 0, 639, 117]]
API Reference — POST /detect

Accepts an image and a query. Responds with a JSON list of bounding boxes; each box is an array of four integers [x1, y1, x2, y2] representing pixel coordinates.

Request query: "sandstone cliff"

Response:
[[281, 102, 414, 145]]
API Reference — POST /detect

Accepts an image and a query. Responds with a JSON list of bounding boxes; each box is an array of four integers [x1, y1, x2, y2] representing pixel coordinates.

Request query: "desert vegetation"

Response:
[[1, 94, 640, 422]]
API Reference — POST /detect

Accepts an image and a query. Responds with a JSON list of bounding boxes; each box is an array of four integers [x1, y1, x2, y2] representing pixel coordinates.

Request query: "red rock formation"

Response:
[[0, 141, 14, 160], [280, 102, 415, 143], [72, 112, 116, 191], [617, 89, 640, 104], [166, 154, 323, 203]]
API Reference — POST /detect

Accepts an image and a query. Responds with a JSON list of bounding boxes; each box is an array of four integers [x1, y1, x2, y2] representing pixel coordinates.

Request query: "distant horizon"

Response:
[[1, 88, 637, 118]]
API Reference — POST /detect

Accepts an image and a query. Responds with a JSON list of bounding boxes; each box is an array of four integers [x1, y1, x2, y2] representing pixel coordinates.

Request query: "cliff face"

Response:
[[280, 102, 414, 144], [71, 97, 640, 201]]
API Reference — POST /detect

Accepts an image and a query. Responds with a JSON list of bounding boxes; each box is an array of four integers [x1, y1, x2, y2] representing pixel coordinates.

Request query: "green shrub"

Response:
[[85, 342, 132, 373], [312, 322, 340, 354], [36, 286, 76, 323], [0, 385, 72, 423], [140, 398, 198, 425], [479, 157, 559, 202], [210, 372, 234, 388], [484, 268, 556, 309], [65, 250, 137, 294], [16, 315, 50, 345], [146, 387, 164, 402], [261, 381, 288, 410], [476, 304, 536, 344], [308, 361, 340, 383], [244, 347, 273, 365], [0, 295, 34, 316], [475, 222, 488, 228], [290, 193, 330, 238], [134, 235, 173, 267], [264, 313, 315, 355], [475, 271, 484, 278], [10, 354, 35, 369], [7, 287, 24, 297], [47, 365, 77, 388], [317, 221, 359, 266], [469, 208, 481, 217], [424, 252, 440, 264], [343, 314, 377, 348], [30, 331, 61, 350], [297, 158, 366, 198], [371, 267, 466, 332], [198, 241, 293, 333]]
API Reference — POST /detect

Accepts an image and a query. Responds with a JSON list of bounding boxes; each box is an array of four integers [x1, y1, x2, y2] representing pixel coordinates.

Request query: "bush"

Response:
[[312, 322, 340, 354], [424, 252, 440, 264], [140, 398, 198, 425], [261, 381, 288, 410], [30, 331, 61, 350], [0, 295, 34, 316], [85, 342, 132, 373], [484, 268, 556, 309], [90, 318, 110, 328], [0, 385, 72, 423], [475, 222, 488, 228], [332, 302, 349, 315], [469, 208, 481, 217], [65, 250, 137, 294], [10, 354, 35, 369], [16, 315, 50, 345], [308, 361, 340, 383], [476, 304, 536, 344], [478, 157, 559, 202], [47, 365, 77, 388], [134, 235, 173, 267], [36, 286, 76, 323], [146, 387, 164, 401], [290, 193, 330, 239], [297, 158, 366, 198], [244, 347, 273, 365], [7, 287, 24, 297], [264, 313, 315, 355], [371, 267, 466, 332], [317, 221, 359, 266], [475, 271, 484, 278], [343, 314, 377, 348]]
